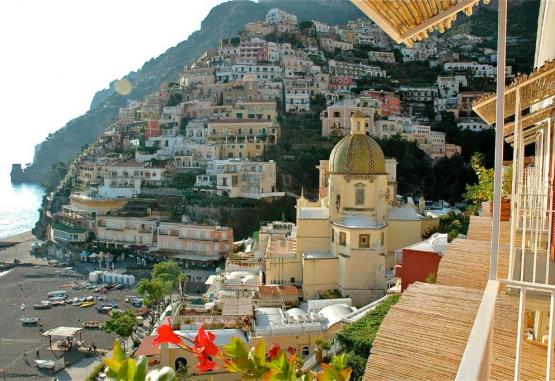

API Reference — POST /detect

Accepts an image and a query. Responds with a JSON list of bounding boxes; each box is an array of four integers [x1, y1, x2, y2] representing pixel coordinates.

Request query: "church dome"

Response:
[[329, 133, 386, 175]]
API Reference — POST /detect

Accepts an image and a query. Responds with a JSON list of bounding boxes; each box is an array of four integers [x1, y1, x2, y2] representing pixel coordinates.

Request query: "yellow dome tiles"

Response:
[[329, 134, 386, 175]]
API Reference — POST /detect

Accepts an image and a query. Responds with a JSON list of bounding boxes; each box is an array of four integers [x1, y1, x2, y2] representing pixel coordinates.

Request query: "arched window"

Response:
[[175, 357, 187, 370], [302, 346, 310, 357], [355, 183, 365, 206]]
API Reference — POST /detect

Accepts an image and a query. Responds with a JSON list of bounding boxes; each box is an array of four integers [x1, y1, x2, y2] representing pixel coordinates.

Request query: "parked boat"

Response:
[[21, 317, 40, 325], [33, 303, 51, 310], [82, 320, 103, 329], [47, 290, 67, 298], [80, 301, 96, 308]]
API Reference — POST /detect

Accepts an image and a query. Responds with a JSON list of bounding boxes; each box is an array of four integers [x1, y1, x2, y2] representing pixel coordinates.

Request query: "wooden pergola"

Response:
[[351, 0, 490, 47]]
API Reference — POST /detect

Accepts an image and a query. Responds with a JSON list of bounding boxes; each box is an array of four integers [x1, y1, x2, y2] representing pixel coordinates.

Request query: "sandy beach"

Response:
[[0, 232, 141, 380], [0, 230, 46, 266]]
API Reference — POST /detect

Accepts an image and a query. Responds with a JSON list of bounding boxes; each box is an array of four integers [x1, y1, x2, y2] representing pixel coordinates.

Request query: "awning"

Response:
[[88, 253, 98, 258], [80, 251, 90, 257], [42, 326, 83, 338], [473, 60, 555, 125], [351, 0, 487, 47]]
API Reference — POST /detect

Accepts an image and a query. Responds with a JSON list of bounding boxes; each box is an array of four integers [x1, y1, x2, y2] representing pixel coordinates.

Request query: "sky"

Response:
[[0, 0, 225, 170]]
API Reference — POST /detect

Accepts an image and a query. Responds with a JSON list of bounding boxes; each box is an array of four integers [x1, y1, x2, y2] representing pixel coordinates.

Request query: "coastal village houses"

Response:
[[37, 4, 524, 377]]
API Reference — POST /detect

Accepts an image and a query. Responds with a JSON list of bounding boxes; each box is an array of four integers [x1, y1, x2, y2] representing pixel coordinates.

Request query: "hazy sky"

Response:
[[0, 0, 225, 168]]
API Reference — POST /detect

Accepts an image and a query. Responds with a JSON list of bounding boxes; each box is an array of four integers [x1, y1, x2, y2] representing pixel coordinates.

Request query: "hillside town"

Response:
[[4, 2, 550, 379]]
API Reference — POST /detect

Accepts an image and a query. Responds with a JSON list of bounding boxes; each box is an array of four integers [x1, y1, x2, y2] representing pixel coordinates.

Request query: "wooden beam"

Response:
[[398, 0, 480, 43], [351, 0, 403, 43]]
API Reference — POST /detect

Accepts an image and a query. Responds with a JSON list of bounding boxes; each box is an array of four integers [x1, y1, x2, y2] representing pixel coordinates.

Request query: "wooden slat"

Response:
[[436, 238, 510, 289], [473, 60, 555, 125], [351, 0, 482, 47], [363, 282, 550, 381]]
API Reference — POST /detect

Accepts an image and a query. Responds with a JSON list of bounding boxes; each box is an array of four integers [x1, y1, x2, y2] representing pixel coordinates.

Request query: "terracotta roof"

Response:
[[134, 336, 160, 358], [258, 285, 298, 297]]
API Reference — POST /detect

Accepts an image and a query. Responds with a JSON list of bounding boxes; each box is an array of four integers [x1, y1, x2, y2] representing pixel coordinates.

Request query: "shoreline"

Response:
[[0, 229, 37, 244]]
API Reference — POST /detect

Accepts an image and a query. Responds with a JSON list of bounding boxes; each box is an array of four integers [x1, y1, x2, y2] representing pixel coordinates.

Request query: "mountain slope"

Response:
[[14, 0, 363, 184]]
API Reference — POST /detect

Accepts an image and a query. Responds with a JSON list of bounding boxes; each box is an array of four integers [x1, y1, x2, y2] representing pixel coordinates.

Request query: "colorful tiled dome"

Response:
[[329, 133, 386, 175]]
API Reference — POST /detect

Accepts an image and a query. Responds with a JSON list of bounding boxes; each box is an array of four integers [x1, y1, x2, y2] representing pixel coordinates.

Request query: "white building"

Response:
[[443, 61, 512, 78], [216, 64, 282, 83], [456, 117, 491, 132], [436, 75, 467, 98], [368, 51, 396, 64], [194, 159, 281, 199], [284, 79, 310, 113], [328, 59, 386, 79], [98, 161, 168, 199], [265, 8, 297, 25]]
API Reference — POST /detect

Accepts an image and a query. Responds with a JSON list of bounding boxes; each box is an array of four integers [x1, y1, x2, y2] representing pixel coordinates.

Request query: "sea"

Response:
[[0, 164, 44, 240]]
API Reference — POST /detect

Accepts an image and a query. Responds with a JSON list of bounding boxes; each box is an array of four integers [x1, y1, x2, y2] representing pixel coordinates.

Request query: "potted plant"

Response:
[[464, 154, 512, 221]]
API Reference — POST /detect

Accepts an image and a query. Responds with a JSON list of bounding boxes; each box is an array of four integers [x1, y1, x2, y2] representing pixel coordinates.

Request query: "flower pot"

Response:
[[490, 198, 511, 221]]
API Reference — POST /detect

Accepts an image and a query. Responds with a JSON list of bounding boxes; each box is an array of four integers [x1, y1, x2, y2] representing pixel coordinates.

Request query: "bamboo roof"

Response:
[[504, 105, 555, 144], [466, 215, 513, 244], [363, 282, 550, 381], [473, 60, 555, 125], [436, 238, 509, 289], [351, 0, 487, 47]]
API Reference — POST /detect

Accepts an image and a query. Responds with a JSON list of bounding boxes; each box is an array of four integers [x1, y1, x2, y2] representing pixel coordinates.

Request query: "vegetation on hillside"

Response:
[[19, 0, 364, 184]]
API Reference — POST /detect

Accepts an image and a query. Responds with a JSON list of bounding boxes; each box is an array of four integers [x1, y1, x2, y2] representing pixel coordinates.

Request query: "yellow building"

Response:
[[293, 112, 431, 306]]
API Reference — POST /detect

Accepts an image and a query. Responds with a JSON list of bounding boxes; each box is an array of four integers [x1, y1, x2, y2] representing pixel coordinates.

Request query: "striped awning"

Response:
[[351, 0, 488, 47]]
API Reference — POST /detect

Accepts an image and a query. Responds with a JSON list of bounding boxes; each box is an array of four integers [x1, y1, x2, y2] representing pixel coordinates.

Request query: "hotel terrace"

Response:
[[351, 0, 555, 379]]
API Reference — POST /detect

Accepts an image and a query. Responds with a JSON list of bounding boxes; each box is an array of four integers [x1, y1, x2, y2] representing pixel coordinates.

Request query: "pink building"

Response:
[[144, 120, 160, 139], [360, 90, 401, 116], [157, 223, 234, 260], [328, 76, 353, 91]]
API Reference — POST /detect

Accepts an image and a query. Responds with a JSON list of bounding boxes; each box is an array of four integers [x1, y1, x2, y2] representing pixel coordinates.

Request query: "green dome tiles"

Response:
[[329, 134, 386, 175]]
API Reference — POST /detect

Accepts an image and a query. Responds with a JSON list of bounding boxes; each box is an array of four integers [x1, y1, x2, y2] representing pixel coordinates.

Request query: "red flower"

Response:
[[196, 353, 217, 374], [192, 326, 220, 374], [287, 346, 296, 355], [152, 322, 184, 347], [267, 343, 281, 360]]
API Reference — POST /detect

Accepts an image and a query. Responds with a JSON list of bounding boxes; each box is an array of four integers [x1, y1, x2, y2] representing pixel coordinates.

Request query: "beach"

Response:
[[0, 232, 141, 380]]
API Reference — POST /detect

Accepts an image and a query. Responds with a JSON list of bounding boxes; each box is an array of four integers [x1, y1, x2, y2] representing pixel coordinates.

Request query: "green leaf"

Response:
[[251, 340, 267, 368], [330, 354, 347, 370], [113, 339, 126, 363], [104, 358, 122, 377], [154, 367, 176, 381], [124, 359, 137, 381], [134, 356, 147, 381]]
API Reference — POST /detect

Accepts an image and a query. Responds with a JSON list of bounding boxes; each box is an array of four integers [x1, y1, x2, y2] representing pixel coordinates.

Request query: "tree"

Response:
[[136, 278, 166, 307], [299, 20, 314, 30], [178, 273, 189, 299], [152, 260, 181, 293], [230, 36, 240, 46], [103, 310, 137, 348], [429, 154, 476, 203], [464, 153, 512, 204]]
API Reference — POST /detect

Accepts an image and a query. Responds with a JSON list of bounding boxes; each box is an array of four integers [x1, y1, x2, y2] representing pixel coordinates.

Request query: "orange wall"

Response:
[[396, 248, 441, 291]]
